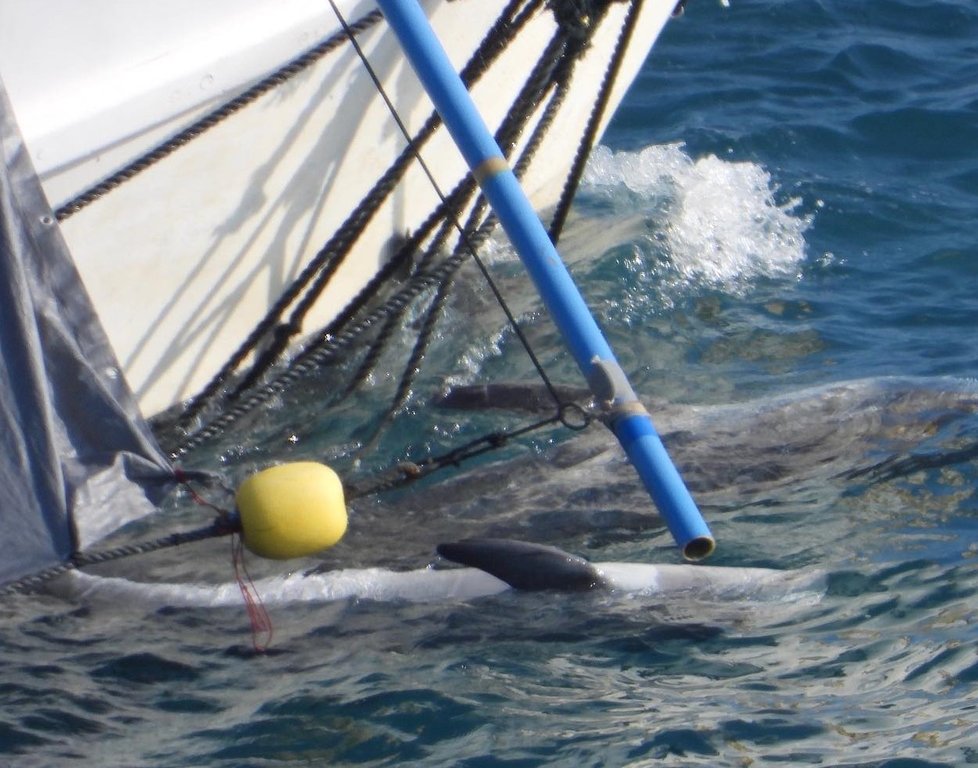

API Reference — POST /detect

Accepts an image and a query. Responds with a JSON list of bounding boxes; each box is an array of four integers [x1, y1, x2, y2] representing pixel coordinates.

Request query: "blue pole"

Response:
[[376, 0, 714, 559]]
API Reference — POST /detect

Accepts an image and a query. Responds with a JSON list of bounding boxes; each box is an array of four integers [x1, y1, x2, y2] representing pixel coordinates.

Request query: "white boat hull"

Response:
[[1, 0, 678, 417]]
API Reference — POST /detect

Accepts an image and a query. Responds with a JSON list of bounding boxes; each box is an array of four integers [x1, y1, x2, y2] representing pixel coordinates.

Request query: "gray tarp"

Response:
[[1, 76, 174, 588]]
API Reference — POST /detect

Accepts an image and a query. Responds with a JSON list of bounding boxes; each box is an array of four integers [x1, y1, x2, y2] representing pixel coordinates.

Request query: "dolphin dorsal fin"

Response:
[[436, 538, 602, 591]]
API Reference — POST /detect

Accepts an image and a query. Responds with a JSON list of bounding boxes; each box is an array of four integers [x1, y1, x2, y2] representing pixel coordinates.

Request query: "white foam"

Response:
[[583, 143, 811, 293]]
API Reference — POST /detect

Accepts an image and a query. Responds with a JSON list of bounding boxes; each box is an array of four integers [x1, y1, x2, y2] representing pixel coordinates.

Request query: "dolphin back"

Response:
[[437, 538, 603, 591]]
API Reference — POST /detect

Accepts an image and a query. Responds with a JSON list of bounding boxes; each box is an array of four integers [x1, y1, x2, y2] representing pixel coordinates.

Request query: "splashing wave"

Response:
[[583, 143, 812, 293]]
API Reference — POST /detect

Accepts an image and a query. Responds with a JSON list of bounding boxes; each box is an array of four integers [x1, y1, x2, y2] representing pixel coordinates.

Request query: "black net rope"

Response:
[[0, 514, 239, 597], [549, 0, 645, 241]]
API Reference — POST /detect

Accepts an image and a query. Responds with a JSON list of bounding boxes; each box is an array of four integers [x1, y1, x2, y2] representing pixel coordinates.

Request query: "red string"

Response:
[[174, 468, 272, 651], [173, 468, 232, 519], [232, 534, 274, 652]]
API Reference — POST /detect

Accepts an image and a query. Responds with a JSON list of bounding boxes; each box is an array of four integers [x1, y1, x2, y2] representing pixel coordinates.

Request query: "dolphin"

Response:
[[56, 539, 820, 609]]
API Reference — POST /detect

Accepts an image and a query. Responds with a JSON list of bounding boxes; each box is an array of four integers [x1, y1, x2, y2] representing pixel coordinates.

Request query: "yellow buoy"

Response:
[[235, 462, 347, 559]]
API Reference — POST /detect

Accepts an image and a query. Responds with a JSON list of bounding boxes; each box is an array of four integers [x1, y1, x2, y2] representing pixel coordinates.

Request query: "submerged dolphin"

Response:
[[58, 539, 819, 609], [328, 377, 978, 566]]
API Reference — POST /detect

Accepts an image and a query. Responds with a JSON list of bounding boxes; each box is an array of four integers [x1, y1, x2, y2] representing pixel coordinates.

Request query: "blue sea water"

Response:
[[3, 0, 978, 765]]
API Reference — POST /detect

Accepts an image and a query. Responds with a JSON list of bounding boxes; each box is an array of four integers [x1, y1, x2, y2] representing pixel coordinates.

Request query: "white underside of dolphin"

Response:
[[58, 539, 822, 609]]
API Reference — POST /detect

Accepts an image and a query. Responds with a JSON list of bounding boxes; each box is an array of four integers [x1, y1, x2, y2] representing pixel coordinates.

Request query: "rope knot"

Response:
[[548, 0, 611, 42]]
